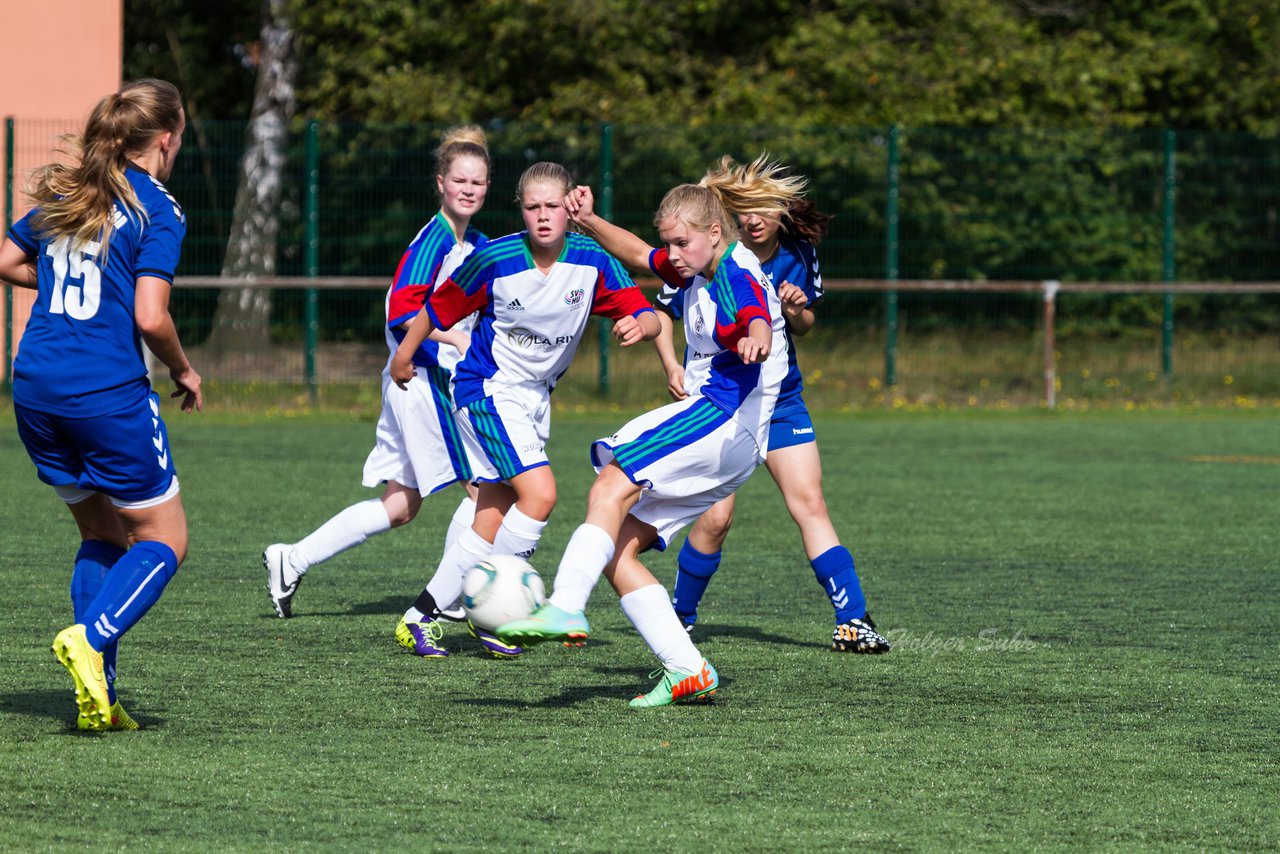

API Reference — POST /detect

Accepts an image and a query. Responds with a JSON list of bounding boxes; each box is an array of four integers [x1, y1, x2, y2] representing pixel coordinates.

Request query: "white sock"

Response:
[[620, 583, 704, 674], [444, 495, 477, 554], [291, 498, 391, 576], [404, 527, 493, 622], [548, 524, 615, 613], [491, 504, 547, 561]]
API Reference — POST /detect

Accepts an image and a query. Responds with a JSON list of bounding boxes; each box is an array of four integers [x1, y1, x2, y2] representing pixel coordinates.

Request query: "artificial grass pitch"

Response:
[[1, 409, 1277, 850]]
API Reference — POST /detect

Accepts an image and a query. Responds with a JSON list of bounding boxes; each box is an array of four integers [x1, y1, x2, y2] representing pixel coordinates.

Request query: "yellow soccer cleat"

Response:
[[78, 700, 140, 731], [52, 625, 111, 730]]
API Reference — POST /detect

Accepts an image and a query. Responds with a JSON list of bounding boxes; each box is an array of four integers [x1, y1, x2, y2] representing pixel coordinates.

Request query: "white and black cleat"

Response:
[[263, 543, 300, 619], [832, 613, 890, 654]]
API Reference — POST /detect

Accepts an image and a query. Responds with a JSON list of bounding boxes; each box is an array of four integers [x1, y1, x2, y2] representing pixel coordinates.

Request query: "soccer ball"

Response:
[[462, 555, 547, 631]]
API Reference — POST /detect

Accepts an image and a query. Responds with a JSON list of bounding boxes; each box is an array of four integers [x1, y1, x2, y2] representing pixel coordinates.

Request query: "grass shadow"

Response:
[[692, 622, 814, 649], [299, 596, 409, 618], [2, 689, 73, 724]]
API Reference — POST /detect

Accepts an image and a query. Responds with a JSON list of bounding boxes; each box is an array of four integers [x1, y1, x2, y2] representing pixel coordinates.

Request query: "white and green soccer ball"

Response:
[[462, 555, 547, 631]]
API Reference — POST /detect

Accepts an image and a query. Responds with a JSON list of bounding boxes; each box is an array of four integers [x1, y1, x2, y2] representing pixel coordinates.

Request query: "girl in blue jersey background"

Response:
[[388, 162, 659, 659], [0, 79, 202, 730], [667, 156, 890, 654], [263, 126, 491, 624]]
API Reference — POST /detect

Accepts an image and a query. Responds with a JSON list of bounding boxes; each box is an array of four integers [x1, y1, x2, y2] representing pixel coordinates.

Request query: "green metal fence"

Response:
[[4, 119, 1279, 409]]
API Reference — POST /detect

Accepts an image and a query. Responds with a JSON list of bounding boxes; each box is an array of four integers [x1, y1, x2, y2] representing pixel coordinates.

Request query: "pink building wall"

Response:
[[1, 0, 123, 379]]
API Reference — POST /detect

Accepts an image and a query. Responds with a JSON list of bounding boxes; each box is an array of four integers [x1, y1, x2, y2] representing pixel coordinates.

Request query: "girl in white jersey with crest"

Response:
[[498, 180, 789, 708], [388, 162, 659, 659], [263, 126, 491, 630]]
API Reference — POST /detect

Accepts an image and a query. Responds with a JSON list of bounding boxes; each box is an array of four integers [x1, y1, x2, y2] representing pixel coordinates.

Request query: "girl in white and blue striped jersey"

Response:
[[498, 180, 789, 707], [387, 162, 660, 659], [263, 126, 491, 626], [663, 156, 890, 654]]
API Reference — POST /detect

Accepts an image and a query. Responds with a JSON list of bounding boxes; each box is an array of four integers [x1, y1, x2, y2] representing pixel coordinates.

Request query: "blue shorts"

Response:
[[14, 391, 177, 503], [768, 398, 816, 451]]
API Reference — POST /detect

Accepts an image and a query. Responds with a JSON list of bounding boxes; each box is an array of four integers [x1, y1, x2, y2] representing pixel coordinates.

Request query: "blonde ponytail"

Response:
[[699, 153, 809, 222], [29, 79, 183, 258]]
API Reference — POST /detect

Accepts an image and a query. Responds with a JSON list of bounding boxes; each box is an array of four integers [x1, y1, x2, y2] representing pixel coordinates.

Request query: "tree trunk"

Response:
[[206, 0, 297, 357]]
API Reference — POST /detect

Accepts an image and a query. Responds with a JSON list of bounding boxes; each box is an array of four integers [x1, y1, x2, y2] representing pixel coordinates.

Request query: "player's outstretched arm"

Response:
[[566, 186, 654, 273], [136, 275, 203, 412], [390, 309, 437, 389]]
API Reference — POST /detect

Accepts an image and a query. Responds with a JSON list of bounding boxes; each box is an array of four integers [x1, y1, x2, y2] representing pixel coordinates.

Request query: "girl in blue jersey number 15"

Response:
[[0, 79, 202, 731], [387, 162, 659, 659]]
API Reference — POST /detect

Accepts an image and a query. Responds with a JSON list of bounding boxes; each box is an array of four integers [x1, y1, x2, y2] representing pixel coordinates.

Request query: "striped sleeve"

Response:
[[424, 246, 491, 330], [387, 227, 449, 328], [712, 263, 770, 351], [589, 244, 654, 320]]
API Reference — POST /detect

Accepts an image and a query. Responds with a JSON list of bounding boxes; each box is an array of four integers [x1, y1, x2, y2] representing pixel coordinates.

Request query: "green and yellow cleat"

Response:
[[52, 625, 111, 731], [629, 660, 719, 708], [495, 603, 589, 648], [78, 700, 140, 732]]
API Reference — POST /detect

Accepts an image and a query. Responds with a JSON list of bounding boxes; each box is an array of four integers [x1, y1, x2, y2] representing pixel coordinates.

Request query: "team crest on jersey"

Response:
[[694, 309, 706, 335], [563, 288, 585, 307]]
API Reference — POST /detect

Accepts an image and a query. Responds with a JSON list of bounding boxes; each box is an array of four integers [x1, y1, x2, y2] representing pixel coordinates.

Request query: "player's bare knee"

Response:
[[519, 489, 556, 521], [699, 505, 734, 541], [386, 504, 417, 527]]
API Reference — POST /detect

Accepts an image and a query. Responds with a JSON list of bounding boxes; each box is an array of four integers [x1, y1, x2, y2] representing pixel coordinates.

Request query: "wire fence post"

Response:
[[884, 125, 900, 388], [304, 120, 320, 403], [597, 122, 614, 395], [1043, 280, 1059, 409], [1161, 129, 1176, 379], [4, 117, 13, 392]]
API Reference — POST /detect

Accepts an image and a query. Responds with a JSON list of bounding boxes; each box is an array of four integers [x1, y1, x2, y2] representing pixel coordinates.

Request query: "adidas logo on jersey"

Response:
[[506, 298, 525, 311]]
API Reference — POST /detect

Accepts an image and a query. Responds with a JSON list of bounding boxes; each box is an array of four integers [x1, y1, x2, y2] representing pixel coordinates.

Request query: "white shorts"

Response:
[[590, 397, 762, 551], [456, 384, 552, 483], [362, 365, 471, 495]]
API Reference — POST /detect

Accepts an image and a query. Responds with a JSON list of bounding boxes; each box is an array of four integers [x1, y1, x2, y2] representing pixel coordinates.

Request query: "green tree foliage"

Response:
[[288, 0, 1278, 134], [124, 0, 261, 122], [122, 0, 1279, 344]]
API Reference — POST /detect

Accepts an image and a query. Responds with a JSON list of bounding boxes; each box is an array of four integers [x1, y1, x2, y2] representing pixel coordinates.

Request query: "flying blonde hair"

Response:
[[29, 79, 183, 258], [699, 153, 809, 220]]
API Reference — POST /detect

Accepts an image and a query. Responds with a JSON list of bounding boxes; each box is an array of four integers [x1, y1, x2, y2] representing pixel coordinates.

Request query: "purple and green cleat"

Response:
[[395, 618, 448, 658], [467, 620, 524, 659], [495, 603, 589, 648]]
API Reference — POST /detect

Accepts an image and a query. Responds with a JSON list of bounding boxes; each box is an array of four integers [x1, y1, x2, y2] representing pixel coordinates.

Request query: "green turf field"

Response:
[[2, 408, 1277, 851]]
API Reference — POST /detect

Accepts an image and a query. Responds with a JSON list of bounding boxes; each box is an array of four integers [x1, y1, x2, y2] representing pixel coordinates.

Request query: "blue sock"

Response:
[[82, 542, 179, 653], [72, 541, 127, 704], [811, 545, 867, 624], [672, 539, 722, 626]]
